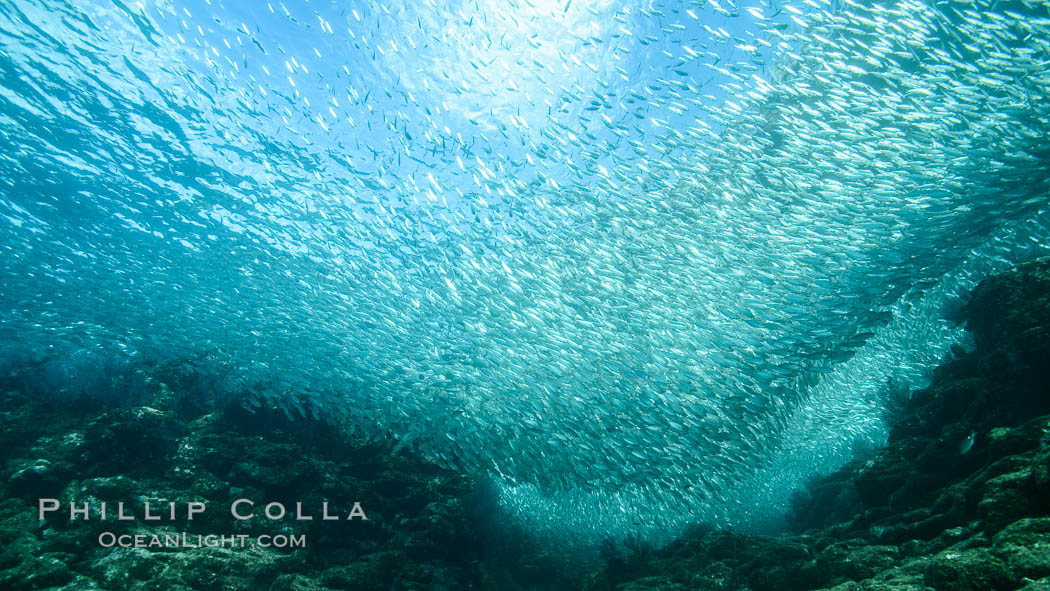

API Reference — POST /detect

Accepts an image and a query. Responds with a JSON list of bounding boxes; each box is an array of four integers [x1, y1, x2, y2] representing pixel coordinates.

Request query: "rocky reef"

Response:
[[0, 385, 490, 589], [2, 258, 1049, 591], [0, 351, 583, 591], [585, 258, 1050, 591]]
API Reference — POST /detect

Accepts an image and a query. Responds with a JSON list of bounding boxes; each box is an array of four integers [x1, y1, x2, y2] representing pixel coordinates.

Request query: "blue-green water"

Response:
[[1, 0, 1048, 544]]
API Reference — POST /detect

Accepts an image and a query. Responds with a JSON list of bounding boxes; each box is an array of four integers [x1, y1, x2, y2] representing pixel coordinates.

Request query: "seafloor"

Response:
[[2, 258, 1049, 590]]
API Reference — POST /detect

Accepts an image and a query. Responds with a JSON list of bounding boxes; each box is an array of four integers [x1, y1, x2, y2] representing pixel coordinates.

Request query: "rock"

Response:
[[965, 258, 1050, 354], [225, 440, 323, 492], [270, 574, 335, 591], [82, 407, 184, 472], [686, 561, 736, 591], [614, 576, 686, 591], [319, 551, 403, 591], [815, 540, 899, 585], [923, 549, 1014, 591], [901, 539, 931, 558], [992, 518, 1050, 580], [854, 452, 912, 507], [65, 574, 106, 590], [986, 421, 1046, 460], [89, 546, 165, 589], [1033, 446, 1050, 497], [0, 536, 41, 570], [861, 556, 934, 591], [0, 553, 74, 589], [926, 524, 978, 553], [0, 390, 483, 591], [155, 545, 288, 590], [6, 459, 64, 498], [979, 467, 1040, 533], [862, 582, 932, 591], [53, 475, 145, 538], [872, 506, 967, 545]]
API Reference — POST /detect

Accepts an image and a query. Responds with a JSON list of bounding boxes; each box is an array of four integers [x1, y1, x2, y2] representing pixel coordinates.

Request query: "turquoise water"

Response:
[[1, 0, 1048, 544]]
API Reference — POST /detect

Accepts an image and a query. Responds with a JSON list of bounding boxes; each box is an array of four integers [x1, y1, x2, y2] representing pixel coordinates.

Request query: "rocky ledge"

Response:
[[0, 394, 485, 590], [585, 258, 1050, 591]]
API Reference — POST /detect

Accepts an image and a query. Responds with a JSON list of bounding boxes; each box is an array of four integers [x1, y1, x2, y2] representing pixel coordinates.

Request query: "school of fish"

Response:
[[0, 0, 1048, 542]]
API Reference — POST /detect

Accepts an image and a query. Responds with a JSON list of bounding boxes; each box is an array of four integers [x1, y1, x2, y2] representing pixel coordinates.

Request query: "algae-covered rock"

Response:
[[965, 259, 1050, 354], [979, 467, 1041, 533], [814, 540, 900, 585], [862, 582, 932, 591], [923, 549, 1014, 591], [615, 576, 686, 591], [7, 459, 64, 500], [1017, 578, 1050, 591], [162, 545, 289, 590], [992, 518, 1050, 580], [858, 555, 933, 591], [89, 546, 166, 589], [686, 561, 736, 591], [986, 420, 1047, 461], [854, 452, 912, 508], [0, 552, 74, 589], [270, 574, 337, 591], [0, 382, 483, 591], [82, 407, 185, 473], [318, 551, 408, 591]]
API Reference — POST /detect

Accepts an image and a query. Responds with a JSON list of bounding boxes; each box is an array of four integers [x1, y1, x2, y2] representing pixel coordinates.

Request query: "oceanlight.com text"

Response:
[[97, 532, 307, 549]]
